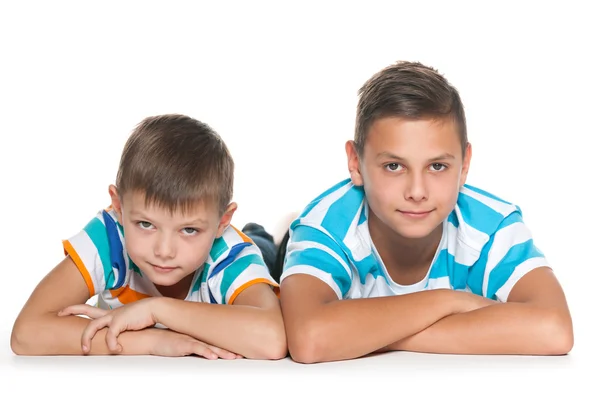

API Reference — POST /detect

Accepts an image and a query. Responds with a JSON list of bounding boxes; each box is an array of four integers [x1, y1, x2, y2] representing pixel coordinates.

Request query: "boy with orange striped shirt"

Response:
[[11, 114, 286, 360]]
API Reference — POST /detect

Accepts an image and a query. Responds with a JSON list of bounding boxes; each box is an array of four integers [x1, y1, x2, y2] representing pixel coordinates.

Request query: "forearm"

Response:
[[387, 302, 574, 355], [11, 313, 155, 355], [151, 298, 286, 359], [289, 289, 470, 363]]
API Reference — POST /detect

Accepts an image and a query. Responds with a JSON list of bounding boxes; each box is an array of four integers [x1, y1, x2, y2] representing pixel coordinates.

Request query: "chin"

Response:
[[396, 230, 431, 240], [146, 272, 184, 287], [392, 224, 439, 240]]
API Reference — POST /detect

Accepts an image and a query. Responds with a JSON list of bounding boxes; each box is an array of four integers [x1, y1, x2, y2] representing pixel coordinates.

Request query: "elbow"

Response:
[[552, 334, 574, 356], [10, 321, 32, 355], [10, 330, 25, 355], [287, 321, 328, 364], [248, 318, 288, 360], [540, 310, 574, 355], [263, 326, 288, 360], [548, 324, 574, 356], [11, 314, 56, 356]]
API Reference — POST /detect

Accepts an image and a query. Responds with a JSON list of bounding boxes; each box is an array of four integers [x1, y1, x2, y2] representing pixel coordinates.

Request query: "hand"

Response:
[[58, 298, 159, 354], [380, 293, 498, 354], [149, 329, 243, 359]]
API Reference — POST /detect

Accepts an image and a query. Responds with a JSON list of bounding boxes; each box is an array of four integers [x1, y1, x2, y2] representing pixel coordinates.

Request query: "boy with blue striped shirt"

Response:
[[279, 61, 573, 363], [12, 114, 286, 360]]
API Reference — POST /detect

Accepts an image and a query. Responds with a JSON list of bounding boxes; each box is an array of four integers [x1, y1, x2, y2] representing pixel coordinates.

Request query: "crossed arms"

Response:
[[11, 255, 287, 359], [11, 255, 573, 362], [280, 267, 573, 364]]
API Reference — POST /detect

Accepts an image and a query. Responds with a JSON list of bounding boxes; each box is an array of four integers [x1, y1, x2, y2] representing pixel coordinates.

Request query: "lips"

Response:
[[398, 209, 434, 218], [151, 264, 177, 273]]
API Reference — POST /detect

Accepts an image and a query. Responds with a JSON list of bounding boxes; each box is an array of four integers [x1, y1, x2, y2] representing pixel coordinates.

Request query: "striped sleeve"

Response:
[[467, 211, 548, 302], [280, 224, 353, 299], [62, 211, 119, 297], [207, 243, 278, 305]]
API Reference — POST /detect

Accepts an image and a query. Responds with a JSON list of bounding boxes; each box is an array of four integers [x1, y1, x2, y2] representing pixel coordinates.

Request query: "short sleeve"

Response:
[[207, 241, 278, 305], [467, 211, 548, 302], [280, 224, 353, 299], [62, 210, 122, 297]]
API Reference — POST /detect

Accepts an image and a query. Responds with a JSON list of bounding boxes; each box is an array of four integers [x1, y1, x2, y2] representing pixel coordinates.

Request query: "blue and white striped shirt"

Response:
[[281, 179, 547, 302], [64, 207, 278, 309]]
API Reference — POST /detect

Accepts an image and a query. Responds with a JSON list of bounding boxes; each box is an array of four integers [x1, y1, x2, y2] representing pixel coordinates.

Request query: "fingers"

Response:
[[58, 304, 108, 319], [191, 342, 218, 360], [105, 323, 127, 353], [206, 344, 240, 360], [189, 341, 239, 360], [81, 315, 112, 353]]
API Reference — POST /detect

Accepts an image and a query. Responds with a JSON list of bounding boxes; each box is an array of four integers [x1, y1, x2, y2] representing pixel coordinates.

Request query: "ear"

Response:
[[216, 202, 238, 238], [108, 185, 124, 224], [345, 140, 364, 186], [459, 142, 472, 187]]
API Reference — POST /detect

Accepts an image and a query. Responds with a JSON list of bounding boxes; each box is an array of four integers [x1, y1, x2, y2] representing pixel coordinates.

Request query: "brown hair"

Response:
[[115, 114, 234, 215], [354, 61, 468, 157]]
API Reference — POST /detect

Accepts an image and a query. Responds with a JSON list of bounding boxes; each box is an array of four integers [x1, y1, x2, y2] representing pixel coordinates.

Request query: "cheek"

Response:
[[364, 181, 386, 208], [432, 176, 461, 205], [181, 236, 213, 264], [123, 228, 145, 258], [364, 170, 393, 200]]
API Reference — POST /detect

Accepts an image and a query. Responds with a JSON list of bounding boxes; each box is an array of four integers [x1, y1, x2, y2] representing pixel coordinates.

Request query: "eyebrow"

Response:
[[376, 152, 456, 163], [128, 211, 210, 227], [182, 218, 210, 227]]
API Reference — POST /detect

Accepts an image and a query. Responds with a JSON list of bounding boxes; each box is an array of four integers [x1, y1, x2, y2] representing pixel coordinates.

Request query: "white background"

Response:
[[1, 0, 598, 398]]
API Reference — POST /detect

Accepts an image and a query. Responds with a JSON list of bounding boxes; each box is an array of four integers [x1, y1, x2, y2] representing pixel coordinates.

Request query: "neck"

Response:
[[368, 210, 443, 274], [155, 273, 194, 300]]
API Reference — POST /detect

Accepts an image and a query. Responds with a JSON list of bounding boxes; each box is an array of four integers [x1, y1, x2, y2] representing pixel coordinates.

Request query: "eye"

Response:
[[429, 163, 447, 172], [182, 227, 198, 236], [385, 163, 404, 172], [137, 221, 154, 230]]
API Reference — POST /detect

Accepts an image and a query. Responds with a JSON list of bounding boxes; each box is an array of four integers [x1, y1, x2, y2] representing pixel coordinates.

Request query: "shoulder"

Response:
[[207, 224, 265, 270], [287, 179, 372, 267], [69, 207, 123, 251], [451, 184, 524, 251], [205, 224, 278, 305], [63, 207, 128, 293], [292, 178, 366, 238]]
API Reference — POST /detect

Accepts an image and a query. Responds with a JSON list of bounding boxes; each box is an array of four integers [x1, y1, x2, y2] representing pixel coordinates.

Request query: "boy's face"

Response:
[[347, 116, 471, 240], [109, 187, 236, 291]]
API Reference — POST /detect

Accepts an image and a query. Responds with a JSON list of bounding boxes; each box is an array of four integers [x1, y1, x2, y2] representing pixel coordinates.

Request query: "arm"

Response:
[[148, 282, 287, 360], [10, 256, 161, 355], [385, 267, 573, 355], [68, 282, 287, 360], [280, 274, 491, 364]]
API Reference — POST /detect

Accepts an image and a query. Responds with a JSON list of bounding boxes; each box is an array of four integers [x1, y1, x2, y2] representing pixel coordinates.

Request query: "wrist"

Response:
[[440, 289, 476, 314], [147, 297, 169, 325], [119, 328, 161, 355], [451, 291, 496, 314]]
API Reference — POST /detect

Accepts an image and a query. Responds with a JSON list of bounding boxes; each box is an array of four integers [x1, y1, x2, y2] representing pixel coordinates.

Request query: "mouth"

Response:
[[398, 209, 434, 219], [150, 263, 178, 273]]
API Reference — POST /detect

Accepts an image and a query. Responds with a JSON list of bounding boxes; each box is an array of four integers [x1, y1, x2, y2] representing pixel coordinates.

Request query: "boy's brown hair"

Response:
[[354, 61, 468, 157], [115, 114, 234, 215]]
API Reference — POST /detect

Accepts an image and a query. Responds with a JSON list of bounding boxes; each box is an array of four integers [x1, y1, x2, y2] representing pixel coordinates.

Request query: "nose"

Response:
[[404, 171, 428, 202], [154, 232, 176, 259]]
